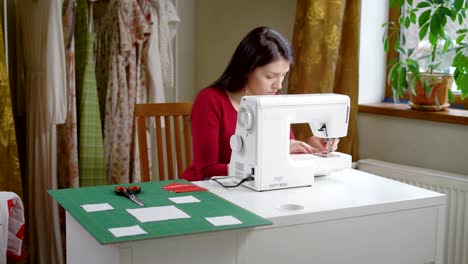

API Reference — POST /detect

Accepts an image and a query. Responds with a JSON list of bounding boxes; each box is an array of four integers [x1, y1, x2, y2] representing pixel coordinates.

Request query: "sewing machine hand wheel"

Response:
[[238, 105, 254, 130]]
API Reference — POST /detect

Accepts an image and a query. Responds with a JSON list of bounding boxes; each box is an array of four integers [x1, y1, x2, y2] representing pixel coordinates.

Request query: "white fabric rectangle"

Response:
[[168, 196, 200, 204], [81, 203, 114, 212], [127, 205, 191, 223], [108, 225, 147, 238], [205, 216, 243, 226]]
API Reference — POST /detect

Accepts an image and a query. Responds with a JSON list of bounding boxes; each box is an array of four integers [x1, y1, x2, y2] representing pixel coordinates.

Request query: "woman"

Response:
[[182, 26, 337, 181]]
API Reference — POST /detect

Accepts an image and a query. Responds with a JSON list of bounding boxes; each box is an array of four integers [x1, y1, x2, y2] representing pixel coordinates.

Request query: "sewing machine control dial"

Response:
[[230, 135, 243, 152], [238, 105, 254, 131]]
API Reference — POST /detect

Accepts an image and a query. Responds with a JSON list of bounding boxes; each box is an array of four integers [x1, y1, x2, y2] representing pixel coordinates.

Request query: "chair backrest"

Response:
[[135, 103, 193, 182]]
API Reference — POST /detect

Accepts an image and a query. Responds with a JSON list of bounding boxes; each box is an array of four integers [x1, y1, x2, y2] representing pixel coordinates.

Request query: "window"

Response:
[[386, 1, 468, 109]]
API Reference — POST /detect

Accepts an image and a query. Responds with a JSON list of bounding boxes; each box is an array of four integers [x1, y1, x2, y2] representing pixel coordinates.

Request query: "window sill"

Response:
[[358, 103, 468, 126]]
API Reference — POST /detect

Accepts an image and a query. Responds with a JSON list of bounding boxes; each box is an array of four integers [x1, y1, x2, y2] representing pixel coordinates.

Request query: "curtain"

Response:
[[0, 6, 22, 199], [288, 0, 360, 160]]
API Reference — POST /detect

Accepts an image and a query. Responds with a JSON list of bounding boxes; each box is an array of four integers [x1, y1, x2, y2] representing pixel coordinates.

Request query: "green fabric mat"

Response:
[[49, 180, 271, 244]]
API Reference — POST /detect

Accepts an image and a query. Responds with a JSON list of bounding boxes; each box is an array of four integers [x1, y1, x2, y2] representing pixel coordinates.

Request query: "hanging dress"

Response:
[[75, 0, 107, 187], [57, 0, 79, 189], [16, 0, 67, 263], [96, 0, 151, 183]]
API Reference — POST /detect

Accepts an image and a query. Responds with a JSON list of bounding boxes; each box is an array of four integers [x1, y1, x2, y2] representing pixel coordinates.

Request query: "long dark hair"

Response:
[[211, 26, 294, 92]]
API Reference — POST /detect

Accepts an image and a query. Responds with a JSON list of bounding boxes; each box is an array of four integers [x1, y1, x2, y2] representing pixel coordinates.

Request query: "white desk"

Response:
[[67, 169, 446, 264]]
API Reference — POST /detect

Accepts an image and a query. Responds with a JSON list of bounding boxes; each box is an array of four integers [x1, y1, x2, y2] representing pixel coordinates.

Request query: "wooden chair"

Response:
[[135, 103, 193, 182]]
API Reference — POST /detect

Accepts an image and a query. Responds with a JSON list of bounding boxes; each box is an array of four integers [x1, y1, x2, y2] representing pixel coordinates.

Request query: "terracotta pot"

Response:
[[407, 73, 453, 111]]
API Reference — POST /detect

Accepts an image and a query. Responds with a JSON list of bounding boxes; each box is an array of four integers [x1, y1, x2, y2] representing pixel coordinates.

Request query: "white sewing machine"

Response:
[[228, 93, 352, 191]]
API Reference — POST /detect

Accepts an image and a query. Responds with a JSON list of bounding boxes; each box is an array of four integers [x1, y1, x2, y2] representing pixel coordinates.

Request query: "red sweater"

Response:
[[182, 87, 235, 181], [182, 87, 294, 181]]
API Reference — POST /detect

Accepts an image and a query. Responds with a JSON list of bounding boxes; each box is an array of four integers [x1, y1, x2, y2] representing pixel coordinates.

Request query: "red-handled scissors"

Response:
[[114, 185, 144, 206]]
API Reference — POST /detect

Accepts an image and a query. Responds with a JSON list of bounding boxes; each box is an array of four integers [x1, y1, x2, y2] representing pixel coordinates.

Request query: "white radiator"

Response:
[[357, 159, 468, 264]]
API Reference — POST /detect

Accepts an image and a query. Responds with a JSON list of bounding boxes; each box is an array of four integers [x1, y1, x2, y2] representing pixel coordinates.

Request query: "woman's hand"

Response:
[[290, 139, 314, 154], [306, 136, 339, 154]]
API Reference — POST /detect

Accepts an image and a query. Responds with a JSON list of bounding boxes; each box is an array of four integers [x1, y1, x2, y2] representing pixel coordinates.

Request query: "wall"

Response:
[[358, 0, 387, 104], [194, 0, 296, 95], [176, 0, 296, 101], [174, 0, 196, 102], [358, 114, 468, 175]]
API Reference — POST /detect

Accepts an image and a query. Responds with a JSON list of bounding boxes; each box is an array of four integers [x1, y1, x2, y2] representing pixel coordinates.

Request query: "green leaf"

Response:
[[384, 38, 390, 52], [411, 12, 417, 23], [456, 29, 468, 34], [448, 90, 454, 102], [454, 69, 468, 99], [395, 35, 401, 51], [419, 23, 430, 40], [458, 13, 464, 24], [442, 37, 452, 53], [397, 47, 407, 55], [416, 1, 431, 8], [454, 0, 464, 11], [408, 0, 413, 6], [453, 50, 468, 67], [423, 81, 432, 96], [456, 34, 465, 44], [430, 11, 440, 35], [405, 17, 411, 28], [438, 8, 447, 27], [450, 9, 458, 22], [388, 62, 400, 86], [440, 28, 446, 38], [399, 16, 405, 25], [407, 61, 420, 78], [440, 7, 452, 18], [418, 9, 432, 26], [389, 0, 400, 7], [429, 32, 439, 45], [397, 66, 408, 95]]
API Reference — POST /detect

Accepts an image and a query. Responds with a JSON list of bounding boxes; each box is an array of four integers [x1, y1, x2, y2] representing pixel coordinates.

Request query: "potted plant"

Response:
[[383, 0, 468, 111]]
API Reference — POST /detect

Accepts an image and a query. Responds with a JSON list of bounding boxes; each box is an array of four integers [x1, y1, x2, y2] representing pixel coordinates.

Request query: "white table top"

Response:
[[195, 169, 446, 226]]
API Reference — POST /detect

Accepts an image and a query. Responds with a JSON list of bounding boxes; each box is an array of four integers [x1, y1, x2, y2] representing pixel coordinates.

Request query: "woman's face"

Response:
[[244, 58, 290, 95]]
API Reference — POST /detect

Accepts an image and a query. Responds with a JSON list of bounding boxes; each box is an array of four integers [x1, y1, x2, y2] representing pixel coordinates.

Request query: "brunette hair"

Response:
[[211, 26, 294, 92]]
